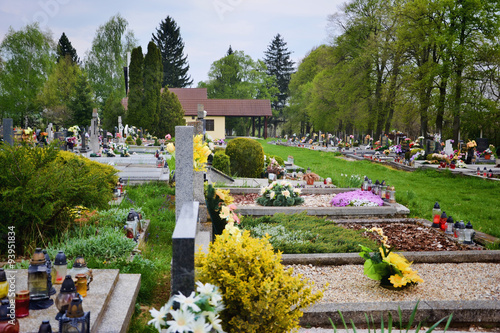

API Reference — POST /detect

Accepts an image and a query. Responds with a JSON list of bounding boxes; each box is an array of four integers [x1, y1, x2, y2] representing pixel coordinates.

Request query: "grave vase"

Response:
[[484, 154, 491, 160]]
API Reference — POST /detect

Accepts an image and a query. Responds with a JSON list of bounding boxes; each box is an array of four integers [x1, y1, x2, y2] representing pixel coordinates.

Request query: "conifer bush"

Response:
[[197, 227, 323, 333], [0, 143, 117, 254], [225, 138, 264, 178], [212, 150, 231, 175]]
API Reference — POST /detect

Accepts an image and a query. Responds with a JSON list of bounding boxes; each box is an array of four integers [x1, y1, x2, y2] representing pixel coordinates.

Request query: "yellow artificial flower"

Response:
[[166, 143, 175, 154], [385, 252, 411, 272], [405, 270, 424, 283], [389, 274, 408, 288], [219, 205, 230, 220]]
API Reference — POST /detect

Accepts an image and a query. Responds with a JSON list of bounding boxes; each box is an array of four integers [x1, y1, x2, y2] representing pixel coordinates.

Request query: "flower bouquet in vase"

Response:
[[359, 227, 423, 289]]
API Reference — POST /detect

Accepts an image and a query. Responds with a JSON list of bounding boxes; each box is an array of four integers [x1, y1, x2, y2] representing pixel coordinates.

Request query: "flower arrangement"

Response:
[[256, 181, 304, 206], [266, 157, 284, 175], [68, 125, 80, 135], [383, 149, 390, 156], [205, 185, 240, 236], [359, 227, 423, 288], [466, 140, 477, 149], [193, 134, 212, 172], [165, 133, 172, 141], [390, 144, 402, 154], [302, 172, 320, 184], [148, 281, 224, 333], [330, 190, 384, 207]]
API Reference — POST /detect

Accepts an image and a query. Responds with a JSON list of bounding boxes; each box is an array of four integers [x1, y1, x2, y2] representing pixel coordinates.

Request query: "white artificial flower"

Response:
[[282, 190, 290, 198], [148, 304, 169, 331], [191, 317, 212, 333], [174, 291, 201, 312], [166, 309, 196, 333], [204, 312, 225, 332], [196, 281, 215, 296], [269, 191, 276, 199], [260, 187, 267, 195], [293, 188, 301, 194]]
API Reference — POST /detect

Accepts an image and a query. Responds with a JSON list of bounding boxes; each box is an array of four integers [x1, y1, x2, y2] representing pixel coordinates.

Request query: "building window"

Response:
[[205, 119, 215, 131]]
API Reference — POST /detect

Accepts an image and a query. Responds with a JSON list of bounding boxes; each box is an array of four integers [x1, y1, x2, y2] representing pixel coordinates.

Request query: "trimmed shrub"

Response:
[[125, 135, 135, 145], [225, 138, 264, 178], [135, 137, 142, 146], [212, 150, 231, 175], [0, 142, 118, 254], [197, 228, 323, 332]]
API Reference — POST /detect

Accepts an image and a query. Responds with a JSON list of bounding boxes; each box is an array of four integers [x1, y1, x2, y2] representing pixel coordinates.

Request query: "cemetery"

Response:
[[1, 115, 499, 333]]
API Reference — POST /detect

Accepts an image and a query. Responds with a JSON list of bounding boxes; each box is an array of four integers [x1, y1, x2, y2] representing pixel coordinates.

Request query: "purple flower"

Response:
[[330, 190, 384, 207]]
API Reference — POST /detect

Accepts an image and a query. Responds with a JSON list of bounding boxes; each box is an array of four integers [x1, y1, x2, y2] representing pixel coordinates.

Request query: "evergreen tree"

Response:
[[69, 72, 94, 127], [126, 46, 144, 127], [264, 34, 295, 113], [152, 16, 193, 87], [143, 42, 162, 135], [101, 92, 125, 132], [157, 88, 186, 136], [227, 45, 234, 56], [57, 32, 79, 63]]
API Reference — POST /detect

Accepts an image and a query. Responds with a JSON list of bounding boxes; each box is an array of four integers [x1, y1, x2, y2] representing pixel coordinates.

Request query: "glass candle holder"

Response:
[[0, 269, 7, 299], [75, 274, 87, 298], [15, 290, 30, 318]]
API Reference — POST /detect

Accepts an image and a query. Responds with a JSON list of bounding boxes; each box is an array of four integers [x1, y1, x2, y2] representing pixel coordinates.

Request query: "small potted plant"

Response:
[[302, 172, 320, 185]]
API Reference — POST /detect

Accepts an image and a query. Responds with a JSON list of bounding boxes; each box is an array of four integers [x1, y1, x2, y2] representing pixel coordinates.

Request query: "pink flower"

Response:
[[165, 134, 171, 140], [330, 190, 384, 207]]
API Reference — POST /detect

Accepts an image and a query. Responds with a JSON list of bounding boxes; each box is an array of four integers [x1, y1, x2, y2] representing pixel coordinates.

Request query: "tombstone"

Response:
[[53, 131, 66, 150], [80, 131, 88, 153], [175, 126, 194, 220], [318, 131, 323, 143], [476, 138, 488, 152], [2, 118, 14, 145], [118, 116, 124, 143], [139, 128, 143, 139], [89, 109, 100, 154], [444, 139, 454, 156], [425, 139, 433, 156], [124, 124, 129, 138], [381, 136, 389, 147], [434, 141, 441, 154], [46, 123, 54, 143]]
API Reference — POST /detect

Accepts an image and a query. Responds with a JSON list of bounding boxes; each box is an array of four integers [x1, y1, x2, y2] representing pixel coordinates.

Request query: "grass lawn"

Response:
[[257, 140, 500, 239]]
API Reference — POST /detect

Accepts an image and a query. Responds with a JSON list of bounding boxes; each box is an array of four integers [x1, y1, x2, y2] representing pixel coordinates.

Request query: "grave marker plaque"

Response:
[[2, 118, 14, 145], [476, 138, 488, 152]]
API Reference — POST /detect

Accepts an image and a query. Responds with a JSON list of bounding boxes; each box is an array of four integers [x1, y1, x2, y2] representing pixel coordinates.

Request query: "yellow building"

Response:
[[122, 88, 272, 140]]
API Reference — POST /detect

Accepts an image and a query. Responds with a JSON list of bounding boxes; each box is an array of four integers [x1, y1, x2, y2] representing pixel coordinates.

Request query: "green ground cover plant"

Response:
[[258, 140, 500, 239], [241, 213, 379, 253]]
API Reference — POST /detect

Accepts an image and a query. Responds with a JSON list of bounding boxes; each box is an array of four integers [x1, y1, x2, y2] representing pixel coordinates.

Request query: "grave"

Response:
[[381, 136, 389, 147], [444, 139, 454, 156], [89, 109, 100, 154]]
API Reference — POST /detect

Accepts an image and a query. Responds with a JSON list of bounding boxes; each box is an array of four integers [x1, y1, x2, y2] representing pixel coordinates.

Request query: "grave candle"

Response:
[[483, 167, 487, 177], [431, 202, 441, 228], [439, 212, 447, 232]]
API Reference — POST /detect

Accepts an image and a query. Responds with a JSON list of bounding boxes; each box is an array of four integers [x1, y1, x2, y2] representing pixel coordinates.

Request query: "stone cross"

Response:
[[89, 109, 100, 154], [2, 118, 14, 146], [118, 116, 124, 143], [175, 126, 195, 220], [46, 123, 53, 143]]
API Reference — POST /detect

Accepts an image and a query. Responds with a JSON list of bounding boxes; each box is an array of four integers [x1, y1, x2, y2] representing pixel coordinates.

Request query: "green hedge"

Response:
[[225, 138, 264, 178]]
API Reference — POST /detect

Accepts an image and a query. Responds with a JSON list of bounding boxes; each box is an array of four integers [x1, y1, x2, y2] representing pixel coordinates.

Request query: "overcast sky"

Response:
[[0, 0, 346, 85]]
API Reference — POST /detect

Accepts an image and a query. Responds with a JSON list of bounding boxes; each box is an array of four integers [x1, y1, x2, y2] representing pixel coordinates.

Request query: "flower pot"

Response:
[[485, 154, 491, 160], [306, 178, 314, 185]]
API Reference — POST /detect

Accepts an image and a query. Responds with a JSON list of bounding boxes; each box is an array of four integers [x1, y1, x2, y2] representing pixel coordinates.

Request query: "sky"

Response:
[[0, 0, 346, 85]]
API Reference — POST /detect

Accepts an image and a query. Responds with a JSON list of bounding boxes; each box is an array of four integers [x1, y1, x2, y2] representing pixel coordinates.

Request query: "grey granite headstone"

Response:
[[425, 139, 432, 156], [2, 118, 14, 145], [118, 116, 124, 143], [175, 126, 194, 220], [80, 132, 88, 153], [434, 141, 441, 153], [187, 120, 203, 136], [90, 109, 100, 154], [381, 136, 389, 147]]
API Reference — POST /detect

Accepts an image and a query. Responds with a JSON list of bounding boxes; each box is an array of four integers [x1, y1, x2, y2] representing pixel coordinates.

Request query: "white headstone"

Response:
[[46, 123, 53, 143], [444, 139, 453, 156], [124, 124, 129, 138]]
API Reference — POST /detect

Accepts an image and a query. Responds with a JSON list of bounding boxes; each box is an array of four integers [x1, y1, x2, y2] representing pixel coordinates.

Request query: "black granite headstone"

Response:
[[476, 138, 488, 152], [2, 118, 14, 145]]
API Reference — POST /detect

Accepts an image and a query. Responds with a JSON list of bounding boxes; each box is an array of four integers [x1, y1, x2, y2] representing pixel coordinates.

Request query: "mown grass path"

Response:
[[259, 142, 500, 239]]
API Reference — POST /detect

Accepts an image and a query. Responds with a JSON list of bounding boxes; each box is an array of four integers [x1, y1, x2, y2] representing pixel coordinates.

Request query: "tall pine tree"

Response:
[[264, 34, 295, 113], [57, 32, 79, 63], [143, 41, 162, 135], [69, 71, 94, 127], [152, 16, 193, 87], [126, 46, 144, 127]]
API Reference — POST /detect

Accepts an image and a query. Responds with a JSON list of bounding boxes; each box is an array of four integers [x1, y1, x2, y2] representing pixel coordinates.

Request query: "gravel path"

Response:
[[288, 263, 500, 303]]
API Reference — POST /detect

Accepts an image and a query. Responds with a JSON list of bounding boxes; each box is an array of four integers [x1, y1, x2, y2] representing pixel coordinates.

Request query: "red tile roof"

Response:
[[121, 88, 272, 117]]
